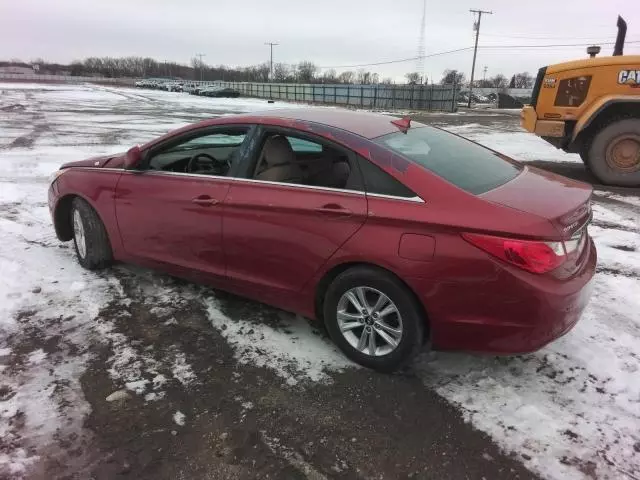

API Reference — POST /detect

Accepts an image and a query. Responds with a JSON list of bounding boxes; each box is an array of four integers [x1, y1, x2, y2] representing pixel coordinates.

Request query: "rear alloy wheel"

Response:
[[336, 287, 403, 357], [587, 118, 640, 186], [71, 197, 113, 270], [324, 266, 425, 372]]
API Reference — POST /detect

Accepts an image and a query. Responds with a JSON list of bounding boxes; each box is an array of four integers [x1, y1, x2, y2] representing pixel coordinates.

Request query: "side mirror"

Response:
[[124, 145, 142, 170]]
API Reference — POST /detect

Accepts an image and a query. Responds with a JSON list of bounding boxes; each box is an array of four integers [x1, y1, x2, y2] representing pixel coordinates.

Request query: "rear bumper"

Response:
[[411, 237, 597, 354]]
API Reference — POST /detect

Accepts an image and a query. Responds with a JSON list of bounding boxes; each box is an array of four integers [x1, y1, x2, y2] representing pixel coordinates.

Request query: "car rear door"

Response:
[[222, 128, 367, 297]]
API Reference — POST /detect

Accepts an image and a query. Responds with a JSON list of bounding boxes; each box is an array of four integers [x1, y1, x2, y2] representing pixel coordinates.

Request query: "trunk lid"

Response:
[[481, 166, 592, 238]]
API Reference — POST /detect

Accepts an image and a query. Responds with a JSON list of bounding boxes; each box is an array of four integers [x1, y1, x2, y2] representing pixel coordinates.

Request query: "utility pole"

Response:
[[196, 53, 206, 81], [265, 42, 279, 81], [468, 9, 492, 108]]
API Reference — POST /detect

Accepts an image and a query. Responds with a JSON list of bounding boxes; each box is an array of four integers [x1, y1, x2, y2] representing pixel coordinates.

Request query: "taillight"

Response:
[[462, 233, 567, 274]]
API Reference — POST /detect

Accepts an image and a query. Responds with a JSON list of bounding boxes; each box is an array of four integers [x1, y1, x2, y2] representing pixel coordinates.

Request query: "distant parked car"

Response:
[[165, 82, 183, 92], [48, 109, 596, 371], [183, 83, 199, 94], [199, 86, 240, 98]]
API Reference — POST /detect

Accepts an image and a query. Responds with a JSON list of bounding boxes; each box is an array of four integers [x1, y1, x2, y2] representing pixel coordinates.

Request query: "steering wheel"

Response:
[[187, 153, 228, 175]]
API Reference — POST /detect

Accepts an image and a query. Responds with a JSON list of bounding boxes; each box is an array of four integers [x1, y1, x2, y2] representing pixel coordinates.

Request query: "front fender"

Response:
[[53, 168, 125, 258]]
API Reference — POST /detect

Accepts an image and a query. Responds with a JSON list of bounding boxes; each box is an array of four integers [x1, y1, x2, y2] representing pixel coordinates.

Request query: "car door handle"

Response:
[[191, 195, 219, 206], [314, 204, 352, 217]]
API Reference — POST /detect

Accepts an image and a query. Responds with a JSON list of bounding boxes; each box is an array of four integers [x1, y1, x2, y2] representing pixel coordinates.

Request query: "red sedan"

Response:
[[48, 109, 596, 371]]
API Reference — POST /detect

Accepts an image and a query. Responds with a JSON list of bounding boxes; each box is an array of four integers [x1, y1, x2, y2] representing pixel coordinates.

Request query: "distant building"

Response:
[[0, 66, 34, 75]]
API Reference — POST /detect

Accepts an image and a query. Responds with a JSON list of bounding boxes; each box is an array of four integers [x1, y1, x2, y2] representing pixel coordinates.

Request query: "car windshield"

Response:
[[374, 126, 522, 194]]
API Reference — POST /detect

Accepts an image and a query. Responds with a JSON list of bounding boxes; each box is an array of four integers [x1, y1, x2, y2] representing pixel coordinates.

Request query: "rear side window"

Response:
[[287, 137, 323, 153], [357, 156, 416, 198], [374, 126, 521, 194]]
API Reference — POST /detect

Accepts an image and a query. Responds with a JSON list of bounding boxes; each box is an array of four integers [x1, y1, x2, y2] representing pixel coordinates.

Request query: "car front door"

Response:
[[223, 127, 368, 299], [115, 126, 253, 277]]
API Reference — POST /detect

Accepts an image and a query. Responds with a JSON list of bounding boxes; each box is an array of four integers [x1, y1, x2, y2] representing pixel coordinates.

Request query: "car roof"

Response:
[[143, 108, 417, 151], [220, 108, 411, 139]]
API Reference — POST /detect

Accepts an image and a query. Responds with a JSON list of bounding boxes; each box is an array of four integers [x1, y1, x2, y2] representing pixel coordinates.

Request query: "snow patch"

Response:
[[173, 411, 186, 426], [171, 352, 198, 387], [203, 296, 355, 385]]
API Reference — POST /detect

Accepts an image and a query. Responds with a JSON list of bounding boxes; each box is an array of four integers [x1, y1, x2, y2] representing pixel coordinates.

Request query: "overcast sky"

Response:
[[3, 0, 640, 82]]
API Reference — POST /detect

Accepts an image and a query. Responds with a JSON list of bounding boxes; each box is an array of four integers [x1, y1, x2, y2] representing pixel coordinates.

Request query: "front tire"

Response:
[[586, 118, 640, 186], [71, 197, 113, 270], [323, 266, 426, 372]]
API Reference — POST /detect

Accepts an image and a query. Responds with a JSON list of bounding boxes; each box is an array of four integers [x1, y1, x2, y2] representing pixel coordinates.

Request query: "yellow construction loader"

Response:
[[521, 17, 640, 186]]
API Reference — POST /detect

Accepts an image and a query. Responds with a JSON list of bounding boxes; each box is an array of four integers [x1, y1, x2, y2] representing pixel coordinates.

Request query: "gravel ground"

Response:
[[0, 83, 638, 480]]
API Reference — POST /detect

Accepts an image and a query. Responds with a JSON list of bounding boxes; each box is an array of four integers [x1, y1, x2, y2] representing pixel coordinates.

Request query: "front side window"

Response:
[[375, 126, 521, 194], [148, 128, 248, 176]]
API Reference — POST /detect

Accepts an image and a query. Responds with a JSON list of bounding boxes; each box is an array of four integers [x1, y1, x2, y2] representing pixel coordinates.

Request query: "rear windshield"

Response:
[[374, 126, 522, 194]]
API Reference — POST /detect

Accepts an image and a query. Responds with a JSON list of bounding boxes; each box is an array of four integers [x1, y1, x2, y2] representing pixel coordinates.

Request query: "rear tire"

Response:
[[323, 266, 425, 372], [71, 197, 113, 270], [586, 118, 640, 186]]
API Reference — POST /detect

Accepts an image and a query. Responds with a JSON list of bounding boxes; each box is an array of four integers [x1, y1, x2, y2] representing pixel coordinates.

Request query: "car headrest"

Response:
[[263, 135, 296, 167]]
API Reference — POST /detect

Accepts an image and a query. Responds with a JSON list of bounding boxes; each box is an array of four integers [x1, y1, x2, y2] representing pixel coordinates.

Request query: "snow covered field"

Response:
[[0, 83, 639, 479]]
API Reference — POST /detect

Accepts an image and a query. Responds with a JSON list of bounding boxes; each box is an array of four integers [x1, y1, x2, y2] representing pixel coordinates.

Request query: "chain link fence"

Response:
[[0, 73, 459, 112], [215, 81, 459, 112]]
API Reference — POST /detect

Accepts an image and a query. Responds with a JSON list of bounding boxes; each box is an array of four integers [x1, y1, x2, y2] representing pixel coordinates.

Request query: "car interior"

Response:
[[253, 133, 358, 189], [147, 129, 248, 176], [147, 130, 360, 190]]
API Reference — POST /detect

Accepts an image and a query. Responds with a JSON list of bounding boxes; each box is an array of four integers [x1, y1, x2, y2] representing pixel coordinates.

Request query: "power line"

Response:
[[317, 40, 640, 70], [480, 40, 640, 49], [481, 33, 620, 40], [318, 47, 472, 69]]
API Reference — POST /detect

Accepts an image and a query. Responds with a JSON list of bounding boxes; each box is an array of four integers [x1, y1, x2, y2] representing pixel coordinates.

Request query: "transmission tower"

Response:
[[416, 0, 426, 82]]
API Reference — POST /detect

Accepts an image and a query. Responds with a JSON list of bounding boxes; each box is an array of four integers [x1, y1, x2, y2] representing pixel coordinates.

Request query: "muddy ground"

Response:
[[48, 270, 535, 480]]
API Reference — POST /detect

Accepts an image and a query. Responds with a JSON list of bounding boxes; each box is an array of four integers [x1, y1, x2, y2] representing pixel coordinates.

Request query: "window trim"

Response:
[[116, 169, 423, 202], [138, 124, 257, 178]]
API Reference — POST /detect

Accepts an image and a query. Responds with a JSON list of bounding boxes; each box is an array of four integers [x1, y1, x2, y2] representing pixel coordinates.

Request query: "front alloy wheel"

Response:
[[70, 197, 113, 270], [337, 286, 403, 357], [73, 209, 87, 259]]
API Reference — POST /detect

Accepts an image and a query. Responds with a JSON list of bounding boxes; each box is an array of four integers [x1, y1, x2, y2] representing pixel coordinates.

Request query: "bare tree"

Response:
[[514, 72, 534, 88], [405, 72, 421, 84], [490, 74, 509, 89], [273, 63, 291, 82], [322, 68, 338, 83], [296, 61, 318, 83], [357, 69, 375, 84], [338, 71, 355, 84], [440, 69, 465, 85]]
